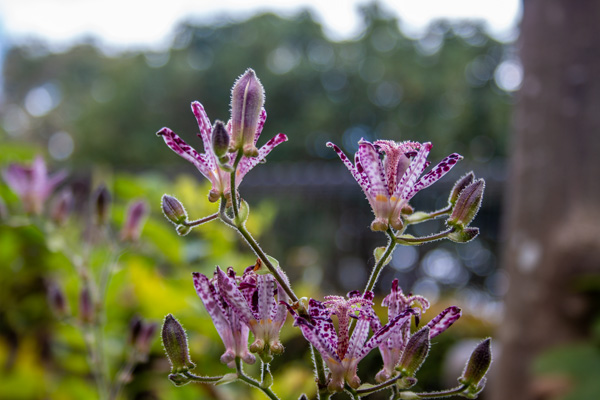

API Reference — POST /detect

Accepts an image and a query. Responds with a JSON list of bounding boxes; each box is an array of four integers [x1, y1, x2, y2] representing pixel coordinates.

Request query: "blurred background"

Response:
[[1, 0, 598, 399]]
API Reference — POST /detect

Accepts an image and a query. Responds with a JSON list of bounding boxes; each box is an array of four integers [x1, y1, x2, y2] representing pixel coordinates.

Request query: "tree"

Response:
[[493, 1, 600, 399]]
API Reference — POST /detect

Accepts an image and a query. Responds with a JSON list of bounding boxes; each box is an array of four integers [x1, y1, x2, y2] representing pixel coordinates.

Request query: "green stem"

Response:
[[412, 385, 468, 399], [345, 384, 361, 400], [364, 229, 397, 293], [108, 352, 137, 400], [230, 151, 244, 221], [404, 206, 452, 225], [395, 228, 454, 245], [311, 345, 329, 399], [183, 212, 219, 227], [182, 371, 224, 383], [235, 358, 280, 400], [355, 374, 404, 395]]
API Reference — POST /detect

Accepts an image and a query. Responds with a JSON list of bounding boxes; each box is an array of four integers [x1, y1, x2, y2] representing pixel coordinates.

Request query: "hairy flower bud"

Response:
[[92, 185, 111, 226], [230, 68, 265, 157], [162, 314, 196, 374], [396, 327, 431, 377], [121, 200, 149, 242], [212, 120, 230, 159], [50, 189, 73, 226], [448, 227, 480, 243], [448, 179, 485, 229], [448, 172, 475, 206], [161, 195, 187, 225], [459, 338, 492, 389]]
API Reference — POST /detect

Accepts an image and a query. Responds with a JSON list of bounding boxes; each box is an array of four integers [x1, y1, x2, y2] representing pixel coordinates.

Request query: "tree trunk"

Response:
[[492, 1, 600, 399]]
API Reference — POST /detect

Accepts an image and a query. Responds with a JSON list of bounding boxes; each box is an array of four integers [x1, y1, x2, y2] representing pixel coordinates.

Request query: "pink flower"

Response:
[[157, 101, 287, 202], [327, 140, 462, 231], [2, 156, 66, 215]]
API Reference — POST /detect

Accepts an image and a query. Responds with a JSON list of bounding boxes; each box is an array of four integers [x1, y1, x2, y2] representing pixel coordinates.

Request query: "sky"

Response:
[[0, 0, 521, 50]]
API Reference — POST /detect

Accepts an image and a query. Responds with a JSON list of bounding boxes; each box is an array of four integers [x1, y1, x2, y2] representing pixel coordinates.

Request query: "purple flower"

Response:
[[2, 156, 66, 215], [216, 266, 289, 357], [287, 291, 413, 392], [193, 269, 256, 368], [157, 100, 287, 203], [327, 140, 462, 231], [373, 279, 461, 382]]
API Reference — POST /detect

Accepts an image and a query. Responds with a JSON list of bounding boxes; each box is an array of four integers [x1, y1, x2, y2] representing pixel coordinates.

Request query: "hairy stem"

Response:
[[411, 385, 469, 399], [395, 228, 454, 245], [235, 358, 280, 400], [364, 229, 397, 293], [183, 212, 219, 227], [182, 371, 224, 383]]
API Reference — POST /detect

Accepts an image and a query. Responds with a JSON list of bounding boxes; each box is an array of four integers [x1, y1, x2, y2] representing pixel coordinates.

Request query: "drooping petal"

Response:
[[292, 311, 341, 364], [308, 299, 338, 351], [426, 306, 461, 338], [406, 153, 463, 200], [215, 267, 257, 327], [237, 133, 288, 182]]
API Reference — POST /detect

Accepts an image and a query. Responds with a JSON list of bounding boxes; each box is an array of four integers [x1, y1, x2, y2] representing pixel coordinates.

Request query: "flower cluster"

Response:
[[193, 265, 289, 367]]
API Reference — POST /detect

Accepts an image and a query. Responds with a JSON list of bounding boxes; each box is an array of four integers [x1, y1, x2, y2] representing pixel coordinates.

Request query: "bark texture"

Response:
[[492, 1, 600, 399]]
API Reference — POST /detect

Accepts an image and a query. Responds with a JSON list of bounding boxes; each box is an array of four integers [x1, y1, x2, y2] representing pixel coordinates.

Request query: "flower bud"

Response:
[[92, 185, 111, 226], [128, 315, 143, 346], [448, 227, 480, 243], [230, 68, 264, 157], [121, 200, 148, 242], [459, 338, 492, 389], [136, 321, 158, 359], [168, 373, 190, 387], [161, 195, 187, 225], [79, 284, 94, 324], [211, 120, 230, 158], [397, 327, 431, 377], [447, 179, 485, 229], [162, 314, 196, 374], [50, 189, 73, 226], [448, 172, 475, 206], [46, 280, 70, 318]]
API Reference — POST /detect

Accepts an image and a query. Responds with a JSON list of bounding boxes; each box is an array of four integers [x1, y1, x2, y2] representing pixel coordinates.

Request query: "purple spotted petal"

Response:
[[308, 299, 338, 351], [347, 316, 371, 360], [192, 272, 236, 351], [215, 267, 256, 327], [156, 127, 212, 179], [237, 133, 288, 182], [293, 313, 341, 363], [356, 140, 389, 199], [327, 142, 370, 193], [253, 108, 267, 144], [407, 153, 463, 200], [426, 306, 461, 338], [190, 101, 213, 155], [357, 310, 413, 361], [256, 274, 277, 322], [394, 142, 433, 201]]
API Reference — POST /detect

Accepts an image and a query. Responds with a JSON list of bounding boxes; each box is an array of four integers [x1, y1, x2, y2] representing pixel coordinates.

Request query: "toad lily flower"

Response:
[[373, 279, 461, 382], [2, 156, 67, 215], [327, 139, 462, 231], [193, 269, 256, 368], [157, 97, 287, 203], [215, 266, 289, 360], [287, 291, 413, 392]]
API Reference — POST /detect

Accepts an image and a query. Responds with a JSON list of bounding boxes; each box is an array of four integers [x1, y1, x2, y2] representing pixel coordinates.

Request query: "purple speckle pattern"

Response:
[[426, 306, 462, 338], [328, 139, 462, 230]]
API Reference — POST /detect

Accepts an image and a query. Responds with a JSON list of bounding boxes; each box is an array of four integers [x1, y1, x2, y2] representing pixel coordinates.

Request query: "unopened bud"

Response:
[[230, 68, 264, 157], [459, 338, 492, 389], [397, 327, 430, 377], [79, 284, 94, 324], [121, 200, 148, 242], [168, 373, 190, 387], [161, 195, 187, 225], [46, 280, 70, 318], [51, 189, 73, 226], [298, 395, 309, 400], [211, 121, 230, 158], [92, 185, 111, 226], [448, 227, 480, 243], [162, 314, 195, 374], [136, 321, 158, 359], [447, 179, 485, 229], [448, 172, 475, 206]]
